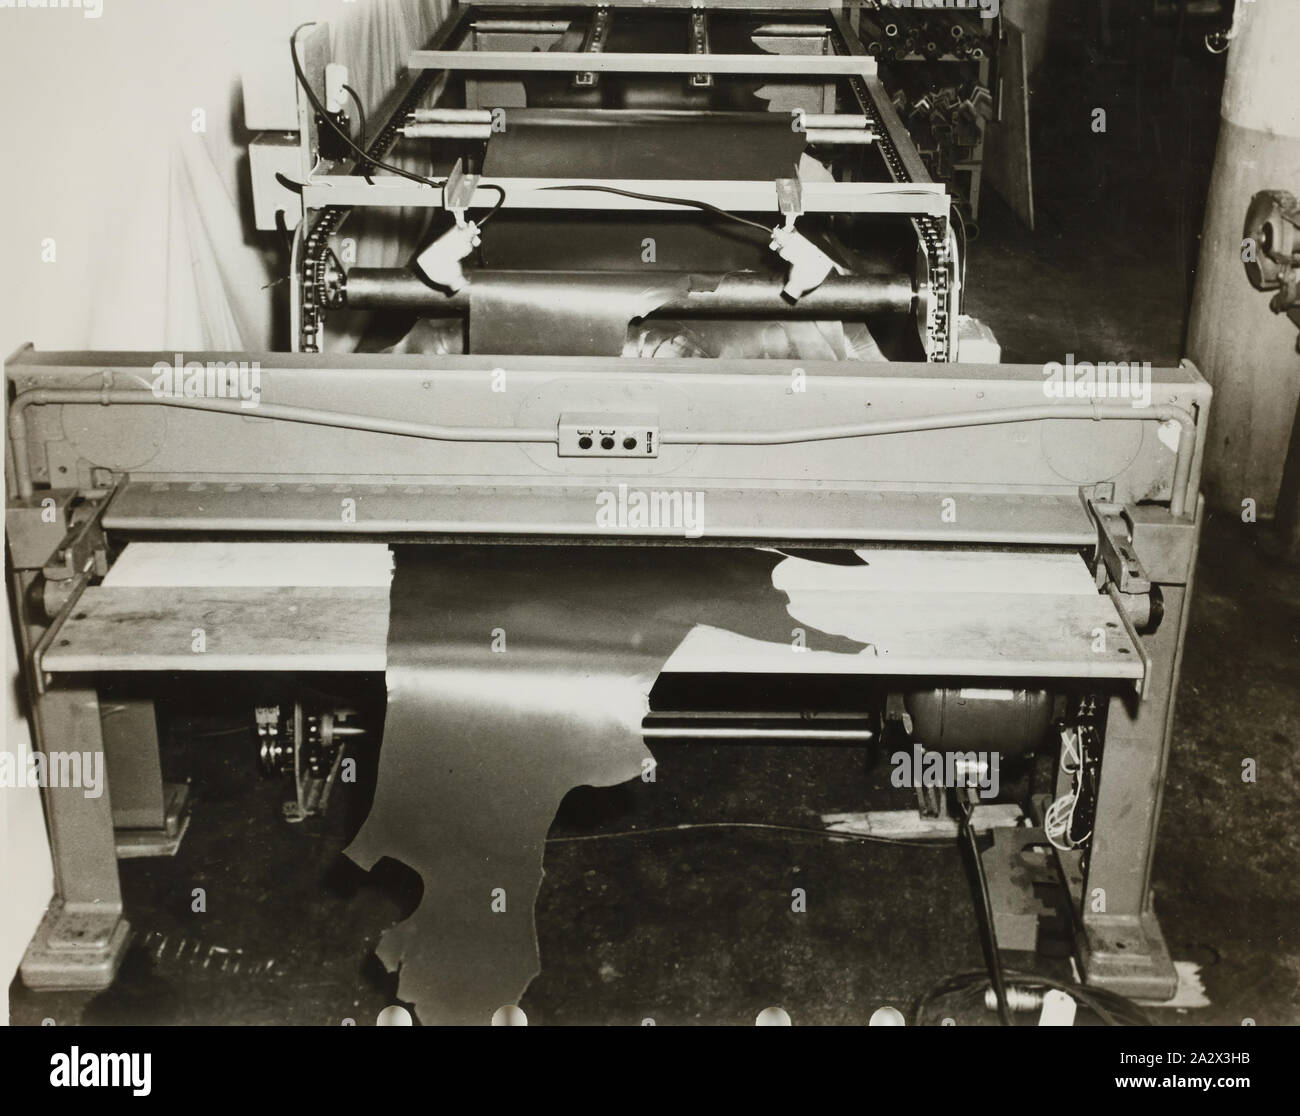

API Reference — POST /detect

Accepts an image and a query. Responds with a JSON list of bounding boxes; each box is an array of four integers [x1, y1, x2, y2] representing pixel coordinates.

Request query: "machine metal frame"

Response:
[[6, 345, 1209, 1001], [290, 3, 960, 359], [4, 0, 1205, 1014]]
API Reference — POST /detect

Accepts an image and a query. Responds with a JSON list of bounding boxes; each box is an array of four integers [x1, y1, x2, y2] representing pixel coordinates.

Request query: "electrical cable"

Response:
[[290, 23, 443, 190], [957, 795, 1013, 1025], [545, 820, 951, 850], [538, 183, 774, 233], [341, 83, 375, 185], [554, 812, 1150, 1028], [174, 725, 251, 739], [473, 182, 507, 227], [913, 968, 1152, 1027], [1205, 1, 1246, 54], [274, 208, 293, 255], [1045, 726, 1092, 851], [292, 29, 509, 222], [921, 744, 1150, 1029]]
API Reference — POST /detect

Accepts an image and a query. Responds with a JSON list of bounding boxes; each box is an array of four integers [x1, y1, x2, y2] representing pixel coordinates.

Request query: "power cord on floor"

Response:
[[913, 968, 1152, 1027], [545, 820, 951, 850], [923, 788, 1151, 1027], [957, 793, 1013, 1025]]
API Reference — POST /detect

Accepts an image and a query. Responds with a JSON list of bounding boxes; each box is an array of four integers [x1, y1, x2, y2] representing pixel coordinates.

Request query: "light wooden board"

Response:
[[103, 542, 393, 588], [662, 586, 1141, 679], [825, 549, 1098, 596], [664, 550, 1140, 678], [48, 548, 1139, 680], [43, 586, 391, 673]]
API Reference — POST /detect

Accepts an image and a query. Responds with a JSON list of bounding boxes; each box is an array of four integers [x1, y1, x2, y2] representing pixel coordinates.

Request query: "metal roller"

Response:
[[408, 108, 495, 123], [341, 268, 915, 318], [401, 123, 495, 140]]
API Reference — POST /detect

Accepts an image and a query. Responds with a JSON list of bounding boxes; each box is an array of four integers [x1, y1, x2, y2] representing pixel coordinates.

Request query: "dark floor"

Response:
[[10, 19, 1300, 1027]]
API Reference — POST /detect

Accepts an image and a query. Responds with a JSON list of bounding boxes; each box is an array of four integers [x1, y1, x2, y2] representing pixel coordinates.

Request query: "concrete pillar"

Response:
[[1186, 2, 1300, 520]]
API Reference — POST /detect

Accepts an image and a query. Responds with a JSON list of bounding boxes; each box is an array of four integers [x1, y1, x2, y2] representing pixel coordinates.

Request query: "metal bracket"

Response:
[[1106, 582, 1152, 701], [1243, 189, 1300, 348], [689, 11, 713, 88], [27, 485, 121, 695], [573, 6, 613, 88], [1082, 486, 1155, 700], [31, 569, 92, 695], [1086, 485, 1151, 595], [775, 175, 803, 227], [443, 159, 481, 227], [6, 488, 76, 569], [41, 494, 112, 585]]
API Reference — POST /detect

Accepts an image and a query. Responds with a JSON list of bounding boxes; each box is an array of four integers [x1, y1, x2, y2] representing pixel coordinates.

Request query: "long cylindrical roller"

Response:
[[401, 123, 495, 139], [343, 268, 915, 317], [803, 128, 876, 145], [463, 108, 868, 127], [799, 113, 869, 129], [408, 108, 495, 123]]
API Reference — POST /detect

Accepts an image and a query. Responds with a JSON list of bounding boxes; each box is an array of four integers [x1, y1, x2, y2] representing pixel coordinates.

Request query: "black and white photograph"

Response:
[[0, 0, 1295, 1076]]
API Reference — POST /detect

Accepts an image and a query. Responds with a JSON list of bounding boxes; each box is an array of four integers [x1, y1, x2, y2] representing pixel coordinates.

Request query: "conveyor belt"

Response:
[[298, 12, 954, 358]]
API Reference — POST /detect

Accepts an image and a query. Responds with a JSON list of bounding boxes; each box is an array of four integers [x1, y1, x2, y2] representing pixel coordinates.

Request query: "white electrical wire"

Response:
[[1045, 726, 1085, 851], [1206, 1, 1248, 55]]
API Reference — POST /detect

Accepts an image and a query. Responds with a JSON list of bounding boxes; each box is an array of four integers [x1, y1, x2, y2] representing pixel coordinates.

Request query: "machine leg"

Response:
[[21, 683, 131, 991], [101, 690, 191, 858], [1076, 582, 1194, 1001]]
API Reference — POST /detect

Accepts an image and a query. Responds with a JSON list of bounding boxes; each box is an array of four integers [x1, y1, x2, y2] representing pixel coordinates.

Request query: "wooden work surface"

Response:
[[42, 586, 391, 673], [43, 548, 1142, 680], [662, 591, 1142, 679]]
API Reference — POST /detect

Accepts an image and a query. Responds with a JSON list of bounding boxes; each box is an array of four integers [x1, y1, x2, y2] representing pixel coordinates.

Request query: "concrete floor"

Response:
[[10, 22, 1300, 1027]]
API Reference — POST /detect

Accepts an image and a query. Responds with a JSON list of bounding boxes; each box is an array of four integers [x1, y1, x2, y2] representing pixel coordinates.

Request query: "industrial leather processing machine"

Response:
[[6, 2, 1210, 1022]]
